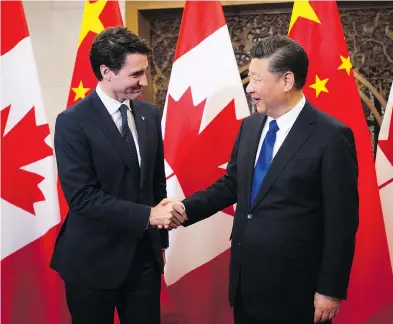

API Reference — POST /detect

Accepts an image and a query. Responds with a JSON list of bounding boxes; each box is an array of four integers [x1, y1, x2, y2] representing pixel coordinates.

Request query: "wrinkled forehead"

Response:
[[248, 57, 271, 76]]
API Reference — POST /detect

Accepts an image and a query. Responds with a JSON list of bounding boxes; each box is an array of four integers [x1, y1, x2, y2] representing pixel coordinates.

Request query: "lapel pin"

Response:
[[141, 116, 145, 120]]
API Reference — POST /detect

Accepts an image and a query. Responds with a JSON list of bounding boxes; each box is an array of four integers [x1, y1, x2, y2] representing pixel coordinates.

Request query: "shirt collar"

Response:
[[96, 84, 131, 115], [267, 94, 306, 132]]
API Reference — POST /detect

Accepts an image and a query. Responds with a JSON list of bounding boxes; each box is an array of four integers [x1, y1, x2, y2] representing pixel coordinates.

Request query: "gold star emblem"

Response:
[[309, 75, 329, 98], [72, 81, 90, 101], [78, 0, 108, 47], [289, 1, 321, 34], [338, 55, 352, 76]]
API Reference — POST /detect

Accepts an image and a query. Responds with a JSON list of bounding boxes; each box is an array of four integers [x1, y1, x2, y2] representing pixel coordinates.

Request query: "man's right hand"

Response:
[[149, 200, 186, 229]]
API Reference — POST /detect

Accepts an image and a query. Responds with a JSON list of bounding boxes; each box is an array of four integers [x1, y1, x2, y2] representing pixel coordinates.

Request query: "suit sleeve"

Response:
[[317, 126, 359, 299], [182, 120, 243, 226], [54, 111, 151, 236], [153, 108, 169, 249]]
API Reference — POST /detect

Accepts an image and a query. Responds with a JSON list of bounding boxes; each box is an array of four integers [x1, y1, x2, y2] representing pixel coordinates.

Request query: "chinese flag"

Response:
[[161, 1, 249, 323], [289, 1, 393, 323]]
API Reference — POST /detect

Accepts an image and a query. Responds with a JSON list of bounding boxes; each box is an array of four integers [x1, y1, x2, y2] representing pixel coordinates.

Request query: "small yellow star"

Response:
[[72, 81, 90, 101], [288, 1, 321, 34], [338, 55, 352, 75], [309, 75, 329, 98], [78, 0, 108, 47]]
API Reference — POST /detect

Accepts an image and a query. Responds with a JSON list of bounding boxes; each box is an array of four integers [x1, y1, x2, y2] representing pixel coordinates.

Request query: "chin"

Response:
[[126, 93, 140, 100], [255, 104, 267, 114]]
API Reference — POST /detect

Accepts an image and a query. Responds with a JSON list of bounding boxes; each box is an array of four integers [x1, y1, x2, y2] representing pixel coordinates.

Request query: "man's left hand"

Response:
[[314, 292, 340, 323]]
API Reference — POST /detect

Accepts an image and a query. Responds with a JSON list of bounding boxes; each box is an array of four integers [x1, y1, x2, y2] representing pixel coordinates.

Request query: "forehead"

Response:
[[121, 53, 148, 71], [248, 57, 270, 74]]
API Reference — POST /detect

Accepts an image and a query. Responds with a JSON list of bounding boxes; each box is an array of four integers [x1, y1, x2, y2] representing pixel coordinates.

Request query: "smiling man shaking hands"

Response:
[[51, 27, 186, 324], [167, 35, 359, 324]]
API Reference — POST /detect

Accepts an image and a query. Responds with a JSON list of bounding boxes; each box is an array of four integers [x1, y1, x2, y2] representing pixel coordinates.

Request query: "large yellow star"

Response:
[[72, 81, 90, 101], [288, 1, 321, 34], [309, 75, 329, 98], [78, 0, 108, 47], [338, 55, 352, 75]]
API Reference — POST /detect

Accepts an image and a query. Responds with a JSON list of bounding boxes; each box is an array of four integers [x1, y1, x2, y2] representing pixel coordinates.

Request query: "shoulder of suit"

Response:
[[242, 112, 264, 124], [57, 92, 95, 123], [133, 99, 160, 117], [307, 101, 351, 134]]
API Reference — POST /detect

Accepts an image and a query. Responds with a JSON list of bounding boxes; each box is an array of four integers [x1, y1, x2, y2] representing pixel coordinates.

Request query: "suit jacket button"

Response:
[[247, 214, 252, 219]]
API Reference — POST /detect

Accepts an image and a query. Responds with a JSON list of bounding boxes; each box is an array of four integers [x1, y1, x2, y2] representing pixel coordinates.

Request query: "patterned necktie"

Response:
[[251, 119, 279, 204], [119, 104, 140, 181]]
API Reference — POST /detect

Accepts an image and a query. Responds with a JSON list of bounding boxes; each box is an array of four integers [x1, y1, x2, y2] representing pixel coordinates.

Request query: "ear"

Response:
[[283, 71, 295, 92], [100, 64, 111, 81]]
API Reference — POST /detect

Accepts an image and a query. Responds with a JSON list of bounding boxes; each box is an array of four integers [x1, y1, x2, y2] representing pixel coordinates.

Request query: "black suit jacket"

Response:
[[50, 90, 168, 289], [183, 102, 359, 323]]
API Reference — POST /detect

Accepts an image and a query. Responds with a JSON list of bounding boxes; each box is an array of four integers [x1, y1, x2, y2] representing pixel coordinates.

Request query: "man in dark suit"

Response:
[[168, 35, 359, 324], [51, 27, 185, 324]]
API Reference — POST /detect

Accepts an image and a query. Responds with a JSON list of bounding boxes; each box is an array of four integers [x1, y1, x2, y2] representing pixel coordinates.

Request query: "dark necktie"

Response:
[[119, 104, 140, 181], [251, 119, 279, 204]]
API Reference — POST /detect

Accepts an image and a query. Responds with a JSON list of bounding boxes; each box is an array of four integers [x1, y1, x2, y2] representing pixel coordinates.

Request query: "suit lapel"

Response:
[[130, 100, 148, 190], [250, 103, 317, 211], [244, 114, 267, 210], [89, 91, 139, 182]]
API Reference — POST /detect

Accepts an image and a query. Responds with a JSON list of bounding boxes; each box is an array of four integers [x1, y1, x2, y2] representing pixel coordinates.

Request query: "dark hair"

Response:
[[249, 34, 308, 90], [89, 26, 152, 81]]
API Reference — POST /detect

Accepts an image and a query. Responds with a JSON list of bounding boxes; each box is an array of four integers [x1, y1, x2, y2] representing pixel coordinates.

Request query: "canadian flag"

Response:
[[376, 82, 393, 272], [1, 1, 63, 323], [161, 1, 249, 322]]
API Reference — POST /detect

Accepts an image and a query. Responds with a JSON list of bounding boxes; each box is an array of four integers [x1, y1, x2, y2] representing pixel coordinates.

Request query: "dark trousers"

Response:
[[65, 233, 161, 324], [233, 283, 332, 324]]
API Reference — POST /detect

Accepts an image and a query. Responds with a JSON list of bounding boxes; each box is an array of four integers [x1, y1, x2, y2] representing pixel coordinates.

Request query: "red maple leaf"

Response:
[[1, 105, 52, 214], [164, 87, 243, 216]]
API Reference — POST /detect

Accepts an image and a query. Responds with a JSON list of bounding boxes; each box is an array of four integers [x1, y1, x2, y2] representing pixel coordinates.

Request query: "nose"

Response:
[[139, 73, 148, 87], [246, 82, 254, 94]]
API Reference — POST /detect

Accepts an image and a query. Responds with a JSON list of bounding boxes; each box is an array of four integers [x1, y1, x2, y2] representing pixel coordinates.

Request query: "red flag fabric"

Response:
[[1, 1, 64, 323], [288, 1, 393, 323], [161, 1, 249, 323]]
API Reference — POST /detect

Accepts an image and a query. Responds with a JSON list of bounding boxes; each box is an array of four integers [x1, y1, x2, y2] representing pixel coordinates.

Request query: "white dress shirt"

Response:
[[96, 84, 141, 166], [255, 95, 306, 166]]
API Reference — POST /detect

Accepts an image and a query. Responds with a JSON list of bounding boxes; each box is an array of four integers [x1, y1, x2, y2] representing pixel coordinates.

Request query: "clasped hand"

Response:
[[149, 198, 187, 230]]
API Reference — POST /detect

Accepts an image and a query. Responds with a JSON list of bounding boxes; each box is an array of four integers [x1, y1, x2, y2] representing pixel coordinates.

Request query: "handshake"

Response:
[[148, 198, 187, 230]]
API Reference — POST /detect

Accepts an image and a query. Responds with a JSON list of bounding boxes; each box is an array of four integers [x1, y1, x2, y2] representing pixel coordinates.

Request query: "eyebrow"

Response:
[[130, 69, 146, 76]]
